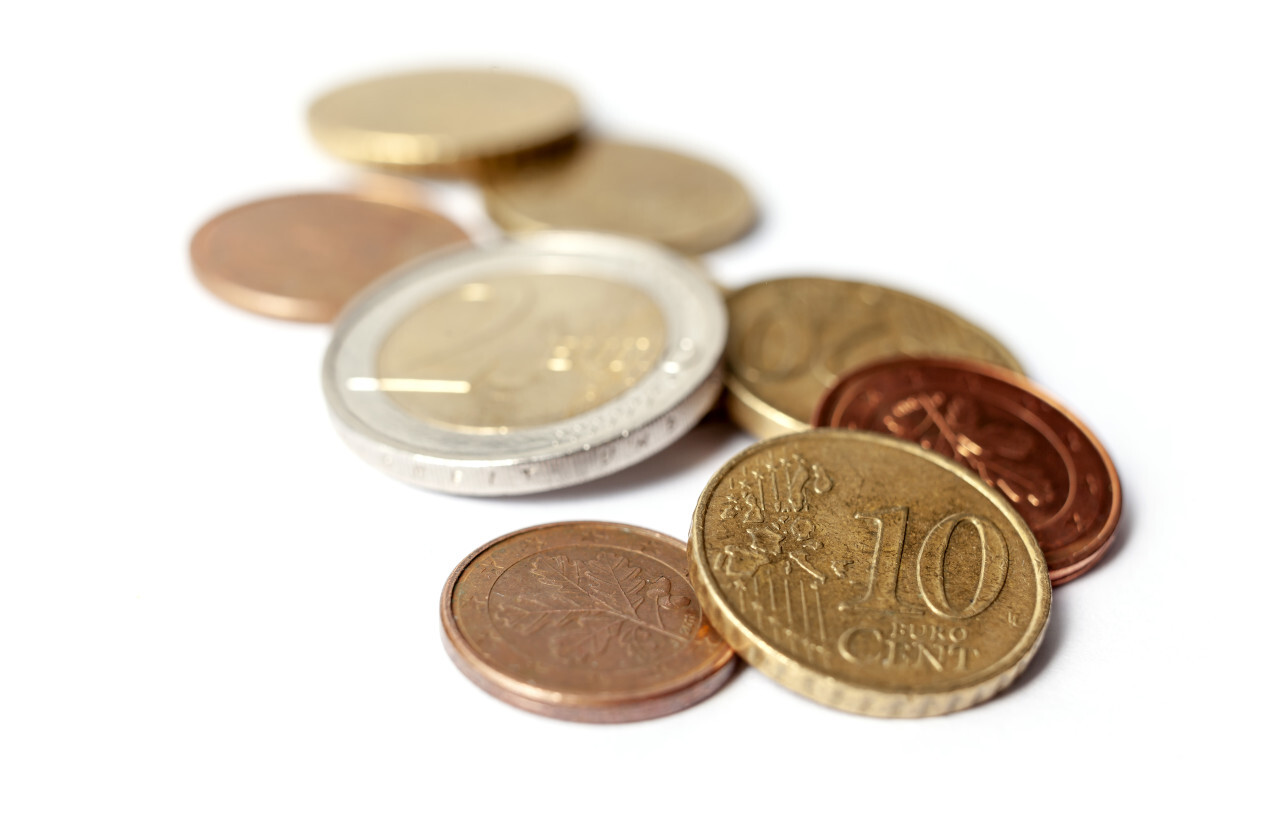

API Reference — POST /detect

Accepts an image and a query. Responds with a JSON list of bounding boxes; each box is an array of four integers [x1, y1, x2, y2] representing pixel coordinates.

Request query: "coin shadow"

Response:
[[530, 413, 751, 502]]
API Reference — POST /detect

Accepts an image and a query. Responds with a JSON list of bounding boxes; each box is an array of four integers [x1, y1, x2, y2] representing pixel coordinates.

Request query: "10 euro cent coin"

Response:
[[322, 231, 727, 495], [689, 429, 1050, 717]]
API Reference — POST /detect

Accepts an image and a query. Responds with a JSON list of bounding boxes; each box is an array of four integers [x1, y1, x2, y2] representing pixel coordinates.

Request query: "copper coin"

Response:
[[190, 193, 469, 322], [441, 522, 736, 722], [812, 358, 1121, 585]]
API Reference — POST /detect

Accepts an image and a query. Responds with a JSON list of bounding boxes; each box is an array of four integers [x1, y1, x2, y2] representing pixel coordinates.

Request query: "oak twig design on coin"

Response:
[[496, 552, 692, 664]]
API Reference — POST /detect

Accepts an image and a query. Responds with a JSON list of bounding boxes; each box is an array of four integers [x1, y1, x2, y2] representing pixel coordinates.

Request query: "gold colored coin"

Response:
[[307, 69, 582, 171], [482, 139, 756, 254], [725, 277, 1023, 438], [377, 273, 666, 430], [689, 429, 1050, 718]]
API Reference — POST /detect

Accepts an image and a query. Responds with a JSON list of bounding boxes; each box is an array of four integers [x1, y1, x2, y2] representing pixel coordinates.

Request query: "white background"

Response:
[[3, 2, 1277, 815]]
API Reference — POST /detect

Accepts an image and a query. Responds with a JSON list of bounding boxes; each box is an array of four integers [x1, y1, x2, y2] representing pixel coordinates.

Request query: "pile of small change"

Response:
[[191, 67, 1121, 721]]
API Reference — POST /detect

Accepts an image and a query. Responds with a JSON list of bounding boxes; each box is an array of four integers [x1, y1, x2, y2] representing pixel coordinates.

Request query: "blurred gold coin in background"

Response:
[[308, 69, 583, 172], [482, 138, 755, 254], [190, 193, 469, 322], [724, 277, 1023, 438], [689, 429, 1051, 717]]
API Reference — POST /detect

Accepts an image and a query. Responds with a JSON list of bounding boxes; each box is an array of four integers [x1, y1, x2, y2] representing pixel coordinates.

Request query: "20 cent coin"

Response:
[[725, 277, 1023, 439]]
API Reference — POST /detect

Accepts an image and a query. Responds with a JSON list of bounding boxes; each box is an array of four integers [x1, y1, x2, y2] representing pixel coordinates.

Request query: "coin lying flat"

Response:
[[441, 522, 736, 723], [724, 277, 1023, 439], [307, 69, 582, 172], [482, 138, 756, 254], [322, 231, 727, 495], [189, 193, 469, 322], [813, 358, 1121, 585], [689, 429, 1051, 717]]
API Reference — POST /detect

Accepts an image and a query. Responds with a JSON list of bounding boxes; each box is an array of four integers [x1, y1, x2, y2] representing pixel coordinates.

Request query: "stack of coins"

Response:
[[190, 65, 1122, 723]]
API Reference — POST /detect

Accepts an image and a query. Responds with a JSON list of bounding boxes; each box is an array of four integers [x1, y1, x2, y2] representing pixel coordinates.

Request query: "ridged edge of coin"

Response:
[[688, 428, 1052, 718], [439, 521, 738, 723]]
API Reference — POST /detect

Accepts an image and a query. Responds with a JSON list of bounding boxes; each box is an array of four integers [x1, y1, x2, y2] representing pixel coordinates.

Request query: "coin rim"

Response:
[[688, 427, 1051, 718], [440, 521, 738, 723], [723, 276, 1024, 438]]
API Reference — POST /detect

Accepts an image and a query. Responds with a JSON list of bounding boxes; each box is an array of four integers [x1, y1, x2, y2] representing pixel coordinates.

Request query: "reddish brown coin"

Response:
[[441, 522, 736, 723], [812, 358, 1121, 585], [190, 192, 469, 322]]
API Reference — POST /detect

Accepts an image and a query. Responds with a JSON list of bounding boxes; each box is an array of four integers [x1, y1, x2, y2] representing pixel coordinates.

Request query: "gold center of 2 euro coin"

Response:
[[689, 429, 1050, 717]]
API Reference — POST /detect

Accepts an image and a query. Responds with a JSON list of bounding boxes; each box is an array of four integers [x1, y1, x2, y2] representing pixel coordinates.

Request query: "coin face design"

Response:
[[724, 277, 1023, 439], [813, 358, 1122, 585], [689, 429, 1051, 717], [441, 522, 736, 723], [308, 69, 582, 169], [189, 193, 470, 322], [323, 231, 727, 495], [483, 139, 755, 254], [376, 274, 665, 430]]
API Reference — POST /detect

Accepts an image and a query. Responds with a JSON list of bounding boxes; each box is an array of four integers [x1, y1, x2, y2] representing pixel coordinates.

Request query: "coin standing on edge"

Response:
[[307, 68, 582, 172], [323, 231, 727, 495], [724, 277, 1023, 439], [441, 522, 737, 723], [689, 429, 1051, 717], [189, 193, 470, 322], [812, 357, 1122, 585], [483, 138, 756, 254]]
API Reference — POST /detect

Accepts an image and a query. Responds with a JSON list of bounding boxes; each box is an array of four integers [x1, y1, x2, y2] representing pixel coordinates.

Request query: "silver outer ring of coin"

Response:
[[322, 231, 728, 496]]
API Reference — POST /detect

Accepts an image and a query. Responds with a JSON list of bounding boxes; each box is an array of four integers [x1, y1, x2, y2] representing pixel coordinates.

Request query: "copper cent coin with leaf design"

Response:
[[190, 193, 469, 322], [812, 358, 1122, 585], [441, 522, 736, 723]]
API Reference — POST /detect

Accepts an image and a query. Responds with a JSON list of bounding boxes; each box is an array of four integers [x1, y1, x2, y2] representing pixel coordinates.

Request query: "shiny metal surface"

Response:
[[323, 231, 727, 495]]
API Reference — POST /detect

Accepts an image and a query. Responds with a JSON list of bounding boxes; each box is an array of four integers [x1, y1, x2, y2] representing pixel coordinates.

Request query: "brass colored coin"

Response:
[[441, 521, 737, 723], [377, 274, 666, 430], [482, 139, 756, 254], [689, 429, 1051, 718], [190, 193, 469, 322], [725, 277, 1023, 438], [307, 69, 582, 171]]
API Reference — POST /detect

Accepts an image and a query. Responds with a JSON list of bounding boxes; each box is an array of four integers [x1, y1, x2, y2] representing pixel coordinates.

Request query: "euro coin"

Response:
[[322, 231, 727, 495], [689, 428, 1051, 717], [482, 138, 755, 254], [442, 521, 736, 723], [189, 193, 469, 323], [812, 357, 1122, 585], [725, 277, 1023, 438], [307, 68, 582, 172]]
